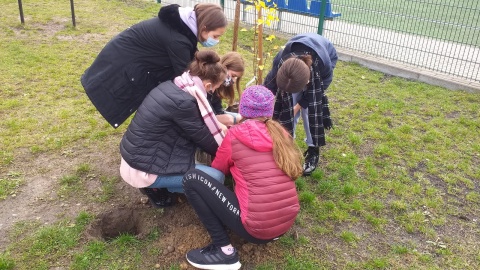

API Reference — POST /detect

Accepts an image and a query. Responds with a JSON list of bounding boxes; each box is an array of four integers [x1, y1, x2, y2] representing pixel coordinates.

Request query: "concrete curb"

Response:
[[337, 48, 480, 94]]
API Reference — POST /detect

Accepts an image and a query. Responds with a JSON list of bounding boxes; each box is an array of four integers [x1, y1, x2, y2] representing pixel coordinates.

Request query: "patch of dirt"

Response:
[[380, 74, 394, 83], [0, 140, 283, 268], [4, 138, 476, 268], [56, 33, 107, 43], [0, 143, 121, 248], [86, 207, 142, 240], [11, 18, 68, 38], [10, 18, 111, 44]]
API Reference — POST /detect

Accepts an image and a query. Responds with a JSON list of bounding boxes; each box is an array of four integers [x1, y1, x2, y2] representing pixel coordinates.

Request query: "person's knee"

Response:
[[182, 168, 222, 189], [182, 168, 201, 188], [183, 168, 213, 184], [195, 165, 225, 184]]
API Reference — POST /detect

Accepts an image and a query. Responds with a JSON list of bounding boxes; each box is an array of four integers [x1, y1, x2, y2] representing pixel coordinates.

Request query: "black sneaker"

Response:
[[139, 188, 176, 208], [303, 147, 319, 176], [186, 244, 241, 270]]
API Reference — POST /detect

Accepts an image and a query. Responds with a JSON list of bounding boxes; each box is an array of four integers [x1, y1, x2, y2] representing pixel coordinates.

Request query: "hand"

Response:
[[216, 113, 241, 127], [219, 123, 228, 133], [216, 114, 233, 126], [293, 103, 302, 116], [234, 114, 243, 124]]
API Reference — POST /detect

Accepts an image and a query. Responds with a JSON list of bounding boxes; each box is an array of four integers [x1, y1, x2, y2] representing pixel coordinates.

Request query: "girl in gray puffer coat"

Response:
[[119, 50, 227, 207]]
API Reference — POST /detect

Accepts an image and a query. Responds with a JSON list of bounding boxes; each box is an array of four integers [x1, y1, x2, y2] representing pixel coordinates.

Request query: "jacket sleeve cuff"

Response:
[[298, 98, 308, 109]]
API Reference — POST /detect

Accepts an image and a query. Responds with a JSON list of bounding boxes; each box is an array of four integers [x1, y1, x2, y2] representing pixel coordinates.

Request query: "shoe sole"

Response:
[[186, 257, 241, 270], [303, 167, 315, 176]]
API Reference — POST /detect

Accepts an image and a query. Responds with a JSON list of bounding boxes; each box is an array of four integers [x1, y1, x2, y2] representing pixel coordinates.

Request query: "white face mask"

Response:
[[223, 75, 233, 87]]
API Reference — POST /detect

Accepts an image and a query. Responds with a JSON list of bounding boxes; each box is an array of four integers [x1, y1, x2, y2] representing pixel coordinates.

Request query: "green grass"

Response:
[[333, 0, 480, 46], [3, 212, 166, 269], [4, 212, 93, 269], [0, 172, 23, 200], [57, 163, 118, 202], [1, 0, 479, 269]]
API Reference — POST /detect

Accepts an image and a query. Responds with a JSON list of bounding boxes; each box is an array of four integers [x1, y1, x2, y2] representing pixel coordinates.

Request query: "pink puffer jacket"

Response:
[[212, 120, 300, 239]]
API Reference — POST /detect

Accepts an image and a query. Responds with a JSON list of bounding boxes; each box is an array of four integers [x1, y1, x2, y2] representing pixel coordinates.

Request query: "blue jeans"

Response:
[[147, 164, 225, 193], [292, 92, 314, 147]]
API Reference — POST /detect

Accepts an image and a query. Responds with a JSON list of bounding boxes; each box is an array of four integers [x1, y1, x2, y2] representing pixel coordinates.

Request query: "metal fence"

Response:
[[158, 0, 480, 83]]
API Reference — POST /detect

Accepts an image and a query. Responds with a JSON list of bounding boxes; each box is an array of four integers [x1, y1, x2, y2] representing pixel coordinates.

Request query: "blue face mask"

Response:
[[201, 37, 219, 47]]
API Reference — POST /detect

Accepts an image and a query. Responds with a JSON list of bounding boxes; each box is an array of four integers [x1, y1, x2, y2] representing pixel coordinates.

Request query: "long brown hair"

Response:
[[276, 55, 312, 93], [216, 52, 245, 106], [188, 50, 227, 86], [195, 3, 228, 41], [263, 119, 303, 180]]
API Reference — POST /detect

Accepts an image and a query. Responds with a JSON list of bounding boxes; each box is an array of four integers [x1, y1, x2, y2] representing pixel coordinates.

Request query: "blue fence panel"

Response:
[[239, 0, 340, 18]]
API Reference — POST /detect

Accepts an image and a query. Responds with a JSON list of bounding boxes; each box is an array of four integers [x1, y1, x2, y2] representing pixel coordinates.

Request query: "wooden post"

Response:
[[18, 0, 25, 24], [232, 0, 241, 51], [70, 0, 76, 27], [257, 6, 263, 84]]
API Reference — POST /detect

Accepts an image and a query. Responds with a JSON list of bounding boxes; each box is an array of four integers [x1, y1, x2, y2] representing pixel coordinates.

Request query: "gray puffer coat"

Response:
[[120, 81, 218, 175]]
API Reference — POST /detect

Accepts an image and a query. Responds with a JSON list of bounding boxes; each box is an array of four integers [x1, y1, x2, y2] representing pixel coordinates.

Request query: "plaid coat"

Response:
[[264, 34, 337, 147]]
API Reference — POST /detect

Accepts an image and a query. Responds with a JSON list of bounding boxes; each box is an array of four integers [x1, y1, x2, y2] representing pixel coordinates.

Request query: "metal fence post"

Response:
[[317, 0, 327, 35]]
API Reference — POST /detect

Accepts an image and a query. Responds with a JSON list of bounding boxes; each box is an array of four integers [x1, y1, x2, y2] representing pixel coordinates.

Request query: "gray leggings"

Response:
[[292, 92, 314, 146]]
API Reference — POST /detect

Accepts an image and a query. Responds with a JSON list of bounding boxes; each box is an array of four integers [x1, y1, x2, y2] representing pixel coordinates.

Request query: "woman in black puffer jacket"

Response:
[[81, 3, 227, 129]]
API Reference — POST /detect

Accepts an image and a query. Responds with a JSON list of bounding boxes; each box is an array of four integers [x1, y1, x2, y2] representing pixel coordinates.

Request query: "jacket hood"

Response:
[[230, 120, 273, 152], [283, 33, 333, 70], [158, 4, 197, 41]]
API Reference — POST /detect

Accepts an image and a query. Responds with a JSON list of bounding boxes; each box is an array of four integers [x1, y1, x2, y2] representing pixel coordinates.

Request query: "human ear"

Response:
[[203, 82, 214, 93]]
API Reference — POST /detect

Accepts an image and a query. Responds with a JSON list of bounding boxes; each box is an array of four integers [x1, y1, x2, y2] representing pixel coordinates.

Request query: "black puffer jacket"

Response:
[[120, 81, 218, 175], [81, 5, 198, 128]]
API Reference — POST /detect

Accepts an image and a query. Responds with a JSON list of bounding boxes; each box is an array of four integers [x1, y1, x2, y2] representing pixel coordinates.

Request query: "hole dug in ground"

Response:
[[87, 207, 142, 240]]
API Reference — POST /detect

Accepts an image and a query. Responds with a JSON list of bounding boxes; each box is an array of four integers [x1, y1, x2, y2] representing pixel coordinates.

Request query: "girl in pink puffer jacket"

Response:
[[182, 85, 302, 270]]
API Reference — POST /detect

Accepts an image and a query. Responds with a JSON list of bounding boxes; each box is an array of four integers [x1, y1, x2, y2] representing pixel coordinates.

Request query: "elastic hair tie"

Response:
[[264, 118, 270, 123]]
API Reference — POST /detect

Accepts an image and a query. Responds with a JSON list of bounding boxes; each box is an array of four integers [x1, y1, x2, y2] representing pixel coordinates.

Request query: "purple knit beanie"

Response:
[[239, 85, 275, 118]]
